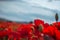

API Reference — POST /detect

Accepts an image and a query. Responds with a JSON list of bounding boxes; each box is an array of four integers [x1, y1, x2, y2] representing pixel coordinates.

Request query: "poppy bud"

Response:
[[38, 24, 44, 32], [55, 13, 58, 22]]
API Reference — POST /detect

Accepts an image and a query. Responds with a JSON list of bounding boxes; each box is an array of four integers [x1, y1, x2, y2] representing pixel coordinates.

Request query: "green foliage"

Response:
[[0, 28, 4, 31]]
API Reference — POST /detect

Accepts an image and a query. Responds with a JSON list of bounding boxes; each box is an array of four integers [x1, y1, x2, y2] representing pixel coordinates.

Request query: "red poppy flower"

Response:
[[53, 22, 60, 30], [44, 26, 55, 36], [55, 29, 60, 40], [0, 29, 8, 38], [44, 23, 49, 28], [34, 19, 44, 26], [17, 24, 34, 40]]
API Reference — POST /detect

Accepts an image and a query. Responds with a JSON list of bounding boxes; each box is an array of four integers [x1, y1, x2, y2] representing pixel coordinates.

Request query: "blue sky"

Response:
[[0, 0, 60, 24]]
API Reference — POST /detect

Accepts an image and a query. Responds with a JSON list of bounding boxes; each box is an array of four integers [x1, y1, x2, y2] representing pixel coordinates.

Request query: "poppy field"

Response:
[[0, 13, 60, 40]]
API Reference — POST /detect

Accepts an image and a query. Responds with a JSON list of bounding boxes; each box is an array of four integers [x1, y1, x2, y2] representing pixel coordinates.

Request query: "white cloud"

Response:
[[0, 1, 55, 16], [22, 0, 60, 11]]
